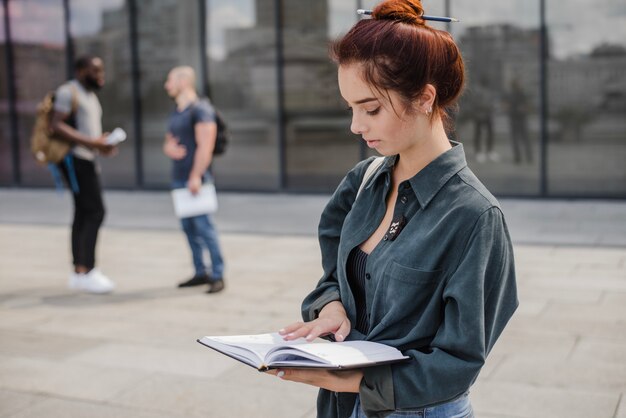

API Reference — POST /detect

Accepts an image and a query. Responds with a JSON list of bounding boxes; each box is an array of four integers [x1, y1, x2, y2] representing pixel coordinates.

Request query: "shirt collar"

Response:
[[369, 141, 468, 209]]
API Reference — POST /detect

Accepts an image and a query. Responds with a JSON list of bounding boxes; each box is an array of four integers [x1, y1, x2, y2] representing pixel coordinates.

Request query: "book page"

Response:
[[266, 340, 408, 368], [199, 333, 410, 370], [201, 333, 309, 368]]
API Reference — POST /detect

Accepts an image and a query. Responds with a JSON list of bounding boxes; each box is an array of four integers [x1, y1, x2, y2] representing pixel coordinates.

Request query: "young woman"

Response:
[[273, 1, 518, 417]]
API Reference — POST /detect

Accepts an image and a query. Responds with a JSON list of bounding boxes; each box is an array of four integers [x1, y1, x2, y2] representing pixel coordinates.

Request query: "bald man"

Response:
[[163, 66, 225, 293]]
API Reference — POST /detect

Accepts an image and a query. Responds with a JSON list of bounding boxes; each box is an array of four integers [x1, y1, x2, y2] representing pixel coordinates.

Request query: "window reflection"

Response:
[[452, 1, 541, 195], [547, 0, 626, 195], [9, 0, 66, 186], [0, 4, 10, 184], [206, 0, 280, 190]]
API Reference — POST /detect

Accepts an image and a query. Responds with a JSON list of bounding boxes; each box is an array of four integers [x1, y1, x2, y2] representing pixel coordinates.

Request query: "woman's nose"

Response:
[[350, 115, 366, 135]]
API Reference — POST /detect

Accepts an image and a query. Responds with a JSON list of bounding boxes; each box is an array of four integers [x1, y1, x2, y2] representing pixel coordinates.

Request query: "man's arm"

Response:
[[188, 121, 217, 194], [50, 111, 110, 150]]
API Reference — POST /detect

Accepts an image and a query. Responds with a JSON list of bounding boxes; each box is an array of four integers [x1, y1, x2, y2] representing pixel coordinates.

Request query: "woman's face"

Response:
[[338, 63, 422, 156]]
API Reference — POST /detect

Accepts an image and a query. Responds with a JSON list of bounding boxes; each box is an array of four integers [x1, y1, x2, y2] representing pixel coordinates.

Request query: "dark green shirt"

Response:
[[301, 142, 518, 418]]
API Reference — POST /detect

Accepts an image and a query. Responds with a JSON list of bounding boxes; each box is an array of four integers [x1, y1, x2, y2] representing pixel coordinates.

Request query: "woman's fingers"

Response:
[[334, 319, 351, 342], [279, 322, 314, 340]]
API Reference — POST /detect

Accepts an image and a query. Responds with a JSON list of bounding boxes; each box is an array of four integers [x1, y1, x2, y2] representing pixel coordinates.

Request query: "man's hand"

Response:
[[267, 368, 362, 393], [163, 133, 187, 160], [92, 134, 117, 156], [279, 301, 351, 342], [188, 174, 202, 195]]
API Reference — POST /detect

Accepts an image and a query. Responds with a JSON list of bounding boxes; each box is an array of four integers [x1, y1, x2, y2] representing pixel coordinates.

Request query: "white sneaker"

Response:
[[69, 269, 115, 294]]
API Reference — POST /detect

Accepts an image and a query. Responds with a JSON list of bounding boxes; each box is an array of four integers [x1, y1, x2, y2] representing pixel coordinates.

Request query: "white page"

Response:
[[203, 333, 309, 365], [267, 340, 408, 367]]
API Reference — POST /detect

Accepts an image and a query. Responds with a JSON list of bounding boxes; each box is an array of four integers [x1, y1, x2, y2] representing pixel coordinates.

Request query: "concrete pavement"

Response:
[[0, 188, 625, 417]]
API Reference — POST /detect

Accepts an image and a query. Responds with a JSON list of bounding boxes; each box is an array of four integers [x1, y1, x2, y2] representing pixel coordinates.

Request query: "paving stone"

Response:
[[471, 381, 619, 418], [7, 398, 176, 418], [0, 389, 46, 418], [492, 357, 626, 391], [0, 357, 148, 402], [2, 194, 626, 418]]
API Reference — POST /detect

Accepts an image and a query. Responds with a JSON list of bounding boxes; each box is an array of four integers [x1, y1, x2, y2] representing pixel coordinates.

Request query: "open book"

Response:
[[197, 333, 410, 371]]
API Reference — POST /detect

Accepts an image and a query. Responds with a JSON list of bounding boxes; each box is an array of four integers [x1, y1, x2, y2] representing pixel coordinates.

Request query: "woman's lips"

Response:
[[364, 139, 381, 148]]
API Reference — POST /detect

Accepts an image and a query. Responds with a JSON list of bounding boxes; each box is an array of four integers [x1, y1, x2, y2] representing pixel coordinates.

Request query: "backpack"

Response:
[[193, 99, 229, 156], [213, 108, 229, 156], [30, 86, 78, 165]]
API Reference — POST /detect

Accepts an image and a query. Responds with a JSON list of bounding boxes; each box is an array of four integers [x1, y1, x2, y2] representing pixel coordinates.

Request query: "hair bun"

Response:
[[372, 0, 426, 26]]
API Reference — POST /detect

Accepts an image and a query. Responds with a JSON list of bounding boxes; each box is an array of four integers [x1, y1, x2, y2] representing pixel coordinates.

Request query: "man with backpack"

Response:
[[50, 55, 118, 294], [163, 66, 225, 294]]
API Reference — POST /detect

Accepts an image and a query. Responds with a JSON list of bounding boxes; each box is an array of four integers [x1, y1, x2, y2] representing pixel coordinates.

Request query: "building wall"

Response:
[[1, 0, 625, 197]]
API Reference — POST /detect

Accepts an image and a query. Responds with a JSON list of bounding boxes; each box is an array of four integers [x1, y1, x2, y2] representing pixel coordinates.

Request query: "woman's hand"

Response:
[[279, 301, 351, 342], [267, 368, 363, 393]]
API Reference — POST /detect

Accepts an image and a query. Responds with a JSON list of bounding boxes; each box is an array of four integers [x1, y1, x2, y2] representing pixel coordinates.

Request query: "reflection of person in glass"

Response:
[[469, 75, 498, 163], [504, 77, 533, 164], [50, 55, 118, 294], [270, 1, 518, 417], [163, 66, 225, 294]]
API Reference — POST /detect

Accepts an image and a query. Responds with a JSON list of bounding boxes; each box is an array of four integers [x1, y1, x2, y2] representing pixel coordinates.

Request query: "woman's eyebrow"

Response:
[[354, 97, 378, 105]]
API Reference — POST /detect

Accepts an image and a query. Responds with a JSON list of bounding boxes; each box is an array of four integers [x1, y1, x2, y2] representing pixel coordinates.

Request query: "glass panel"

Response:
[[70, 0, 132, 188], [281, 0, 360, 191], [546, 0, 626, 196], [205, 0, 280, 190], [0, 3, 11, 185], [452, 1, 541, 195], [10, 0, 66, 186], [137, 1, 207, 188]]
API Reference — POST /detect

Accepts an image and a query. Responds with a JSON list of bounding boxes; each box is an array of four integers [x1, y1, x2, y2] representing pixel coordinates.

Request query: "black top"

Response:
[[346, 246, 369, 334]]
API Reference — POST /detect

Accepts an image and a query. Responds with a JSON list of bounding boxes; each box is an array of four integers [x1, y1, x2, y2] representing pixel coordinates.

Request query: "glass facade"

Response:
[[7, 0, 66, 186], [0, 2, 10, 184], [206, 0, 281, 190], [0, 0, 624, 197], [546, 0, 626, 196], [453, 0, 542, 195]]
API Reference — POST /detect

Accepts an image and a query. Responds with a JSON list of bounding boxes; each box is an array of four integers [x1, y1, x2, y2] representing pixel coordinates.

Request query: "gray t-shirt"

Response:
[[54, 80, 102, 161]]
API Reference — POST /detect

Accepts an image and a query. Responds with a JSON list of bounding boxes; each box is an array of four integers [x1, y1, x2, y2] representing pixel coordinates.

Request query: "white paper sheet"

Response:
[[171, 184, 218, 218]]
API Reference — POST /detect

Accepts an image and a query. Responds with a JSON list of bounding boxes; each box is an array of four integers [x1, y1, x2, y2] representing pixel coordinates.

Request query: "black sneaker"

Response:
[[177, 274, 210, 288], [206, 279, 225, 294]]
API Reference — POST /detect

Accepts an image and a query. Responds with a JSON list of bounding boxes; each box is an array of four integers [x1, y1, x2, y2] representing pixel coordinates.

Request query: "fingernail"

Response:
[[336, 334, 344, 341], [277, 371, 285, 378], [278, 328, 285, 334], [306, 334, 313, 341]]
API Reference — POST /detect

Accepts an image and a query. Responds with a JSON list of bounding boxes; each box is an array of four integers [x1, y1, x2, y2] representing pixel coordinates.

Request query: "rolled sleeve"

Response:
[[360, 365, 395, 418]]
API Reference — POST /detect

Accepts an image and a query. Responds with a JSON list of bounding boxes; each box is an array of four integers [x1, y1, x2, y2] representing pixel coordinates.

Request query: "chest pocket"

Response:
[[381, 261, 443, 326]]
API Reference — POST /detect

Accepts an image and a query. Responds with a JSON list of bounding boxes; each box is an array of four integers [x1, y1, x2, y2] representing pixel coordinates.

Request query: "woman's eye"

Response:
[[366, 107, 380, 116]]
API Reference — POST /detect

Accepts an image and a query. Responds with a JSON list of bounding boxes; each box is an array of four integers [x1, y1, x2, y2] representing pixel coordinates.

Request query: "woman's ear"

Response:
[[418, 84, 437, 115]]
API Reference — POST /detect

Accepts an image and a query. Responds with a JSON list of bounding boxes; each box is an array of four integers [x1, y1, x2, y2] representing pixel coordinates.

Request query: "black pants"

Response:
[[59, 156, 106, 270]]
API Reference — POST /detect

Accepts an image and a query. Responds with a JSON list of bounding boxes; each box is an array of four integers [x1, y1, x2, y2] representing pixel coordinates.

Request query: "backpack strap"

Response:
[[356, 156, 385, 199], [69, 84, 79, 114]]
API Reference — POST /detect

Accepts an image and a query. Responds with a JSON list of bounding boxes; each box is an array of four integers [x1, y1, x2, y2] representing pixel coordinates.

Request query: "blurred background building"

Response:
[[1, 0, 625, 197]]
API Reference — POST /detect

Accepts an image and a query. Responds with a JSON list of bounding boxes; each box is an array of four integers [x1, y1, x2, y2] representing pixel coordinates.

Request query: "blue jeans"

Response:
[[349, 392, 473, 418], [172, 179, 224, 279]]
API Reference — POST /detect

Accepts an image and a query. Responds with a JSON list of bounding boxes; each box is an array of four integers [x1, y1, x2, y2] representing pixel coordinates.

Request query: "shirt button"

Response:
[[403, 183, 411, 190], [365, 273, 371, 280], [400, 195, 408, 204], [383, 235, 389, 241]]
